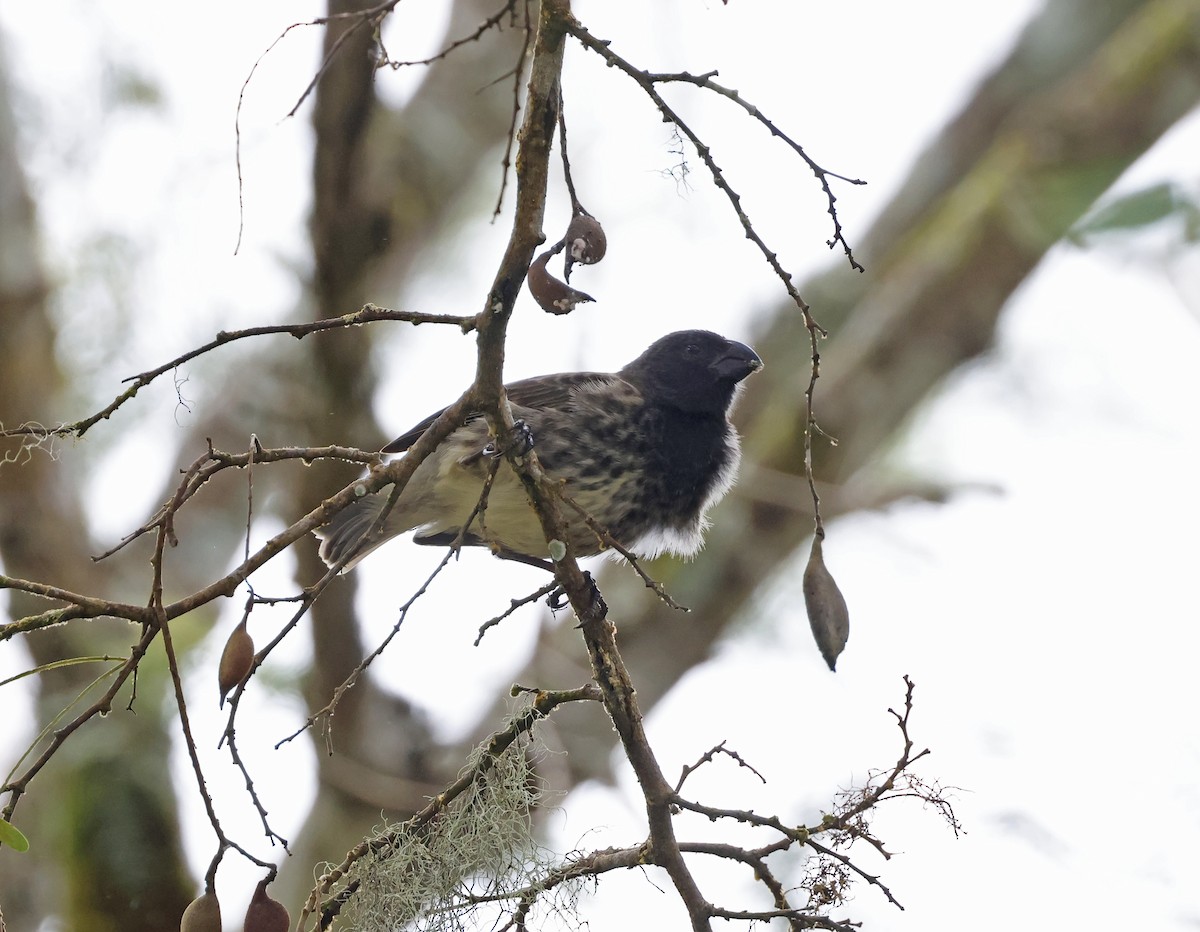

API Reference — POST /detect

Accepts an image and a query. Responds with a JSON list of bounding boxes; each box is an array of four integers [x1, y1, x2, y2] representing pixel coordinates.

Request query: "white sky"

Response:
[[2, 1, 1198, 930]]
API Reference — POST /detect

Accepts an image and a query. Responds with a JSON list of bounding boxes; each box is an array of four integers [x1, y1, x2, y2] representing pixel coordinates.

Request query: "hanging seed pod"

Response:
[[803, 535, 850, 671], [180, 889, 222, 932], [563, 212, 606, 281], [218, 619, 254, 707], [243, 878, 290, 932], [528, 249, 594, 315]]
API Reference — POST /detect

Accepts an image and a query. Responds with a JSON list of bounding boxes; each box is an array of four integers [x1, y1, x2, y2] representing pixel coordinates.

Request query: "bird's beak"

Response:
[[712, 340, 764, 382]]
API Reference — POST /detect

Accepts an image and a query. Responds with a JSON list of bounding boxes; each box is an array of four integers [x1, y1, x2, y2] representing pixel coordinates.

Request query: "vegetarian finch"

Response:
[[317, 330, 762, 571]]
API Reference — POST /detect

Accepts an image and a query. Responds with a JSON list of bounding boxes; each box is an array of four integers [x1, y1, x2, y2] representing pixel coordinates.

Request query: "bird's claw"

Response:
[[484, 419, 535, 458], [550, 572, 608, 623], [510, 419, 534, 456]]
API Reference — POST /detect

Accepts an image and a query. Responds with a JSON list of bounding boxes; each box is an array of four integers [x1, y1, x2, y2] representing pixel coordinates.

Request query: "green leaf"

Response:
[[1069, 182, 1187, 242], [0, 818, 30, 852]]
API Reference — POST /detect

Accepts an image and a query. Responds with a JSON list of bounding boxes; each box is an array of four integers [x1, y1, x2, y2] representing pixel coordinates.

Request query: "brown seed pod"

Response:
[[180, 890, 222, 932], [243, 878, 290, 932], [218, 619, 254, 707], [527, 249, 594, 315], [802, 535, 850, 671], [564, 212, 606, 280]]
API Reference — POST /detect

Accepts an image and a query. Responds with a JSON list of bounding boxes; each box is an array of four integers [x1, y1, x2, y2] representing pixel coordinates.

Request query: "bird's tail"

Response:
[[315, 493, 391, 572]]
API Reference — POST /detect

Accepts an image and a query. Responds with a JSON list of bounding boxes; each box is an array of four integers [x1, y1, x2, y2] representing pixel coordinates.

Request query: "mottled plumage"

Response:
[[317, 330, 762, 571]]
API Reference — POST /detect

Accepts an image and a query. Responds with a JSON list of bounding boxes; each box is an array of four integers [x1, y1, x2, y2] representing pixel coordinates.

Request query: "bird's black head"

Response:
[[621, 330, 763, 415]]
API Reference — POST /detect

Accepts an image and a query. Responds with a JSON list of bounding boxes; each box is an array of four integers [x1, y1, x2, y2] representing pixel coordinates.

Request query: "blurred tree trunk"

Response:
[[0, 65, 193, 932], [273, 0, 533, 908]]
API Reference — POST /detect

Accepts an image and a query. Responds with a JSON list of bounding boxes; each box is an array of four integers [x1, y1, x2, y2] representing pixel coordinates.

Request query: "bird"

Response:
[[317, 330, 763, 572]]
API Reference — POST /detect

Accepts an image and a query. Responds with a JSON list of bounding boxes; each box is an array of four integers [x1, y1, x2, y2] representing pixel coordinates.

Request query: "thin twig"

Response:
[[675, 740, 766, 793], [286, 546, 460, 754], [644, 69, 865, 271], [0, 305, 474, 443], [492, 0, 534, 219], [158, 585, 278, 876], [475, 581, 559, 644]]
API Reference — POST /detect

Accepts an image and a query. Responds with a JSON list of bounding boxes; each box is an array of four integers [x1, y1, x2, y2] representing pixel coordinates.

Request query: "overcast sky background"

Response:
[[2, 2, 1198, 930]]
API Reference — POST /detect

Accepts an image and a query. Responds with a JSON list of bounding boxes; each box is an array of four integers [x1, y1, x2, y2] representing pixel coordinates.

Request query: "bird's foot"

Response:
[[483, 419, 535, 459], [509, 419, 535, 456]]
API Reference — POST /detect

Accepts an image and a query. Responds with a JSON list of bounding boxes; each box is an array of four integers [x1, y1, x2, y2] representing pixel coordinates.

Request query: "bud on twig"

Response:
[[218, 619, 254, 707], [528, 249, 595, 314], [180, 890, 221, 932], [564, 211, 606, 280], [243, 878, 290, 932], [803, 535, 850, 671]]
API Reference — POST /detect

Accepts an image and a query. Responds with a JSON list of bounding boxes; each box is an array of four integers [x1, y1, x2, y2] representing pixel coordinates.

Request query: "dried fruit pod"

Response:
[[802, 535, 850, 671], [243, 878, 290, 932], [180, 889, 222, 932], [527, 249, 594, 315], [218, 619, 254, 707], [564, 212, 606, 280]]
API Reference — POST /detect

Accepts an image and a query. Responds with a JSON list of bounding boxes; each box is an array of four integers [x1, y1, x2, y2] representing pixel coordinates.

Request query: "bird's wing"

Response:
[[381, 406, 457, 453], [505, 371, 616, 410], [380, 371, 621, 454]]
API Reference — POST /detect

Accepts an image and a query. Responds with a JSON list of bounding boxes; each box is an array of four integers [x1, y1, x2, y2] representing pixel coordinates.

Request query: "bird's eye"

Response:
[[684, 343, 699, 356]]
